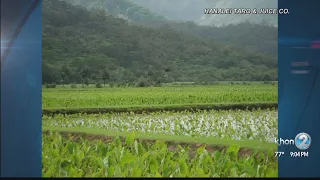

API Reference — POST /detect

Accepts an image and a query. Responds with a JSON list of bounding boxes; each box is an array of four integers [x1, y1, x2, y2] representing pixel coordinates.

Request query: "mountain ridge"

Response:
[[129, 0, 278, 26], [64, 0, 278, 27]]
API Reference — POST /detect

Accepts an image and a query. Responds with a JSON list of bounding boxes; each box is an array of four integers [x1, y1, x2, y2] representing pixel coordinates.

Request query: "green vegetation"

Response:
[[64, 0, 167, 22], [42, 0, 278, 178], [130, 0, 278, 27], [65, 0, 278, 57], [42, 106, 278, 177], [42, 102, 277, 115], [42, 127, 276, 149], [43, 85, 277, 109], [43, 132, 277, 177], [42, 84, 278, 177], [43, 109, 277, 143], [139, 21, 277, 57], [43, 0, 277, 86]]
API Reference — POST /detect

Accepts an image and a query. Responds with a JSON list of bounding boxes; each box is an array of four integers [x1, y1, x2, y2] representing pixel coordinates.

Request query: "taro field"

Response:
[[42, 84, 278, 177], [42, 85, 277, 108]]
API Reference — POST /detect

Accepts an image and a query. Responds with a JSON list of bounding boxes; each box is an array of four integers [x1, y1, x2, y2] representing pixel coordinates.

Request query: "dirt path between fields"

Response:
[[42, 103, 278, 115], [43, 130, 274, 159]]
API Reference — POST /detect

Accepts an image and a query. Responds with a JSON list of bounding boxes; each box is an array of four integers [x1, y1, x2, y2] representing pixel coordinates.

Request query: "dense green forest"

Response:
[[64, 0, 277, 57], [135, 21, 277, 57], [42, 0, 277, 86]]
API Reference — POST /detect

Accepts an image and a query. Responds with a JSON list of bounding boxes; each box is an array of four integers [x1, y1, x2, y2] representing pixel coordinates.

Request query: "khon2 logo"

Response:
[[275, 132, 312, 150], [295, 132, 311, 150]]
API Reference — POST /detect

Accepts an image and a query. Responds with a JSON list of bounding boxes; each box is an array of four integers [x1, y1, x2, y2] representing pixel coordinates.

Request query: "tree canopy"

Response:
[[42, 0, 277, 85]]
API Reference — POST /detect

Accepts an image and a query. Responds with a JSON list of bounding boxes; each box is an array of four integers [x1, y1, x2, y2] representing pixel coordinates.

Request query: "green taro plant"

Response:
[[42, 85, 277, 109], [42, 132, 278, 178], [43, 109, 277, 143]]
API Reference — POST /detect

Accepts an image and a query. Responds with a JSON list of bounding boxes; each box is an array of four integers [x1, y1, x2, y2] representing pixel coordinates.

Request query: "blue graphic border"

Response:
[[278, 0, 320, 177], [2, 0, 320, 178], [1, 0, 42, 177]]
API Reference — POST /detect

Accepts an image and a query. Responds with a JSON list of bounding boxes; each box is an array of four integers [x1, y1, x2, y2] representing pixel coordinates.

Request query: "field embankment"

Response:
[[42, 102, 277, 115]]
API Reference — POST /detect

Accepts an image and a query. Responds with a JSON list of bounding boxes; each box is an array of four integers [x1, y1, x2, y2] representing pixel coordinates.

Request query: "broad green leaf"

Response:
[[229, 167, 238, 177], [125, 132, 135, 146]]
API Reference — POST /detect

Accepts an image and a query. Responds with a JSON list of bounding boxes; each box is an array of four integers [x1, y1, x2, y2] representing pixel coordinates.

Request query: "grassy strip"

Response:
[[42, 126, 277, 150], [42, 102, 277, 115]]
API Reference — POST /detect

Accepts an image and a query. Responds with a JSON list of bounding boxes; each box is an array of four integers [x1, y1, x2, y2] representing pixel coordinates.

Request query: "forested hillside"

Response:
[[66, 0, 277, 27], [131, 0, 278, 26], [63, 0, 278, 57], [135, 21, 277, 57], [64, 0, 167, 22], [43, 0, 277, 85]]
